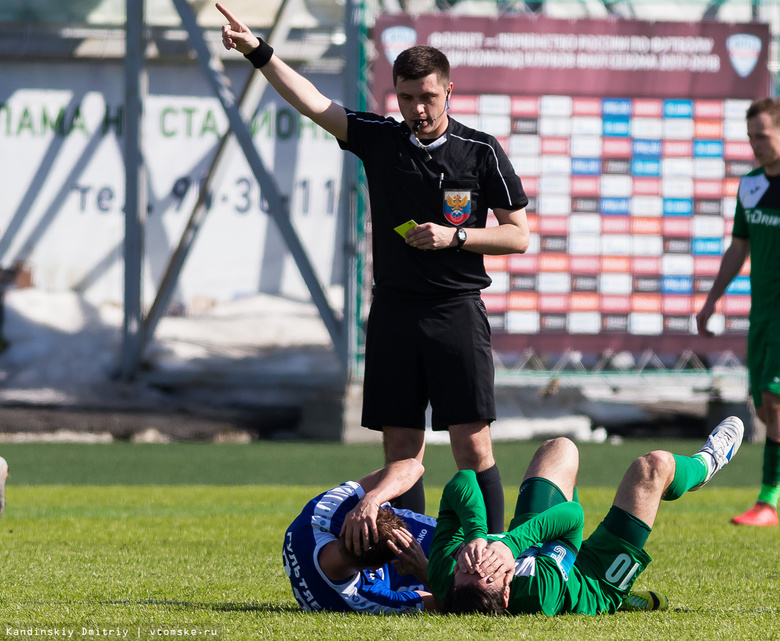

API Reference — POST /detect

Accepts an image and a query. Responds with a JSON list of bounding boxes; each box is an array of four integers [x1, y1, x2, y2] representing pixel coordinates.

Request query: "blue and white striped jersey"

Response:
[[282, 481, 437, 613]]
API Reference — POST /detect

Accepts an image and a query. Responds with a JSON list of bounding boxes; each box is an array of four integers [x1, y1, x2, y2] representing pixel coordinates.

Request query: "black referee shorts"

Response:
[[361, 293, 496, 431]]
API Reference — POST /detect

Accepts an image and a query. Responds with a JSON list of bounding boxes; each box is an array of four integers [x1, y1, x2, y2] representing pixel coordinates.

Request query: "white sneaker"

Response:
[[691, 416, 743, 491], [0, 457, 7, 518]]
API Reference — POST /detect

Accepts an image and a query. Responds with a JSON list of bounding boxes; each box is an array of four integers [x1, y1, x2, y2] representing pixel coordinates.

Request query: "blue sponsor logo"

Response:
[[692, 238, 723, 255], [726, 276, 751, 294], [603, 98, 632, 117], [664, 99, 694, 118], [633, 139, 663, 157], [600, 198, 631, 215], [603, 118, 630, 136], [632, 159, 661, 176], [662, 276, 693, 294], [571, 158, 602, 175], [693, 140, 725, 157], [663, 198, 694, 216]]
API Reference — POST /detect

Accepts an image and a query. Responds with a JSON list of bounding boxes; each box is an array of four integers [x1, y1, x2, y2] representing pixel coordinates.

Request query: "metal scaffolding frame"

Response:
[[122, 0, 146, 382], [120, 0, 362, 384]]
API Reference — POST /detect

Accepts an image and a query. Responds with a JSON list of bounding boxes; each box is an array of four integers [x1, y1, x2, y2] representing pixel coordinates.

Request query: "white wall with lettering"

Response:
[[0, 60, 345, 310]]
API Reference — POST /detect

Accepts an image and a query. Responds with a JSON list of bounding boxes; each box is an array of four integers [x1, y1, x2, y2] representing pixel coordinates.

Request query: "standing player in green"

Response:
[[427, 417, 743, 615], [696, 97, 780, 527]]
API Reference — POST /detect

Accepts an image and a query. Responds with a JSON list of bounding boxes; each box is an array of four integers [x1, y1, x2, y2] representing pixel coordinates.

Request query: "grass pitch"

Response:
[[0, 440, 776, 640]]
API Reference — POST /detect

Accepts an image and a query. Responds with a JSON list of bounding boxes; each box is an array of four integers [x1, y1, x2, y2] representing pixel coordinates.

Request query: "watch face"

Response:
[[458, 229, 466, 241]]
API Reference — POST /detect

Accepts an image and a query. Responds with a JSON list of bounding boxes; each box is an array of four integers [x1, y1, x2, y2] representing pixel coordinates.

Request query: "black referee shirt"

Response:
[[338, 109, 528, 299]]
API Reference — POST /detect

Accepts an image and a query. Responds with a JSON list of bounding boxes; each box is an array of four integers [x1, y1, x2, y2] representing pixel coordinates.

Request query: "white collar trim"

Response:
[[409, 133, 448, 152]]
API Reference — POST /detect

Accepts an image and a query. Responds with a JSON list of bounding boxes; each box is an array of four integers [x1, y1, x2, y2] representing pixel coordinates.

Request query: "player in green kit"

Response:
[[696, 97, 780, 527], [427, 416, 743, 615]]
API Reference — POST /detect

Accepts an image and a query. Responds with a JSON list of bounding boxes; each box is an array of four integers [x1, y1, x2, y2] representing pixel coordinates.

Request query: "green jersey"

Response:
[[427, 470, 584, 616], [733, 168, 780, 322], [428, 471, 652, 616]]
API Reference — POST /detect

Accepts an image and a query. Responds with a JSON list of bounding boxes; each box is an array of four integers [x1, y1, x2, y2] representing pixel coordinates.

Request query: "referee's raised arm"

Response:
[[216, 2, 349, 141]]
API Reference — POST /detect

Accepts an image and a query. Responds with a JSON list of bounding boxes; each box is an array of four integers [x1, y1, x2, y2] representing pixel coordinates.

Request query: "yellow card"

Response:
[[394, 219, 418, 238]]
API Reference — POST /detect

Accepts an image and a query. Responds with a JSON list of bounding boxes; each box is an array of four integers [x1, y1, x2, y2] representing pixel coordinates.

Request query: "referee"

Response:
[[218, 3, 530, 532]]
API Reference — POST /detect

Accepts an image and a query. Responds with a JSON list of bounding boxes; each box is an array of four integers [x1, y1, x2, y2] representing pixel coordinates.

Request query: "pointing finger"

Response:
[[215, 3, 240, 28]]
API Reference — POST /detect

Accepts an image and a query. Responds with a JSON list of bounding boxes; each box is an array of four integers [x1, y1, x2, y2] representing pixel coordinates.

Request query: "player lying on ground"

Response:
[[282, 458, 439, 612], [427, 417, 744, 615]]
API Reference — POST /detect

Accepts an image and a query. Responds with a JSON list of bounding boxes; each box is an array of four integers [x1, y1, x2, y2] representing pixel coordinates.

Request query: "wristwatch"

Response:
[[455, 228, 467, 249]]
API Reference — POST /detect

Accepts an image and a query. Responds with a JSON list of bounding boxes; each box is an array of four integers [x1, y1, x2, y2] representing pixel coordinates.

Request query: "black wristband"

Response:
[[244, 40, 274, 69]]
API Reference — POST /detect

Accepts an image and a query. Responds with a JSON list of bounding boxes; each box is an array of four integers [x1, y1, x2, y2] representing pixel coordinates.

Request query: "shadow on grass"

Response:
[[204, 602, 300, 614], [19, 599, 315, 614], [127, 599, 301, 613]]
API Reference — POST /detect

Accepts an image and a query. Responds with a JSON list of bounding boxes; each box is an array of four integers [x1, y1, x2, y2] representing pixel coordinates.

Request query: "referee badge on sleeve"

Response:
[[443, 190, 472, 225]]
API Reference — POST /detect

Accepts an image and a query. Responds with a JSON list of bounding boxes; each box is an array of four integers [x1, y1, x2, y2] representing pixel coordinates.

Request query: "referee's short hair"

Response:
[[393, 45, 451, 87]]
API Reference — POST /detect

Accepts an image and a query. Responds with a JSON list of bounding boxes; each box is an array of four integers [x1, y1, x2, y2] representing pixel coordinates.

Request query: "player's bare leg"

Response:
[[383, 426, 426, 513], [614, 416, 744, 528], [521, 436, 579, 501], [449, 422, 504, 533]]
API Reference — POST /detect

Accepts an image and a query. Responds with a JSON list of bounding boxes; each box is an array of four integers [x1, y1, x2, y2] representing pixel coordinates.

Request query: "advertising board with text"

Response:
[[373, 15, 770, 356]]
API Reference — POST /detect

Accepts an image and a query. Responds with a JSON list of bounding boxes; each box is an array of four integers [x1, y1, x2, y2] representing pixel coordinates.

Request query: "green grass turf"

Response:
[[0, 438, 765, 487], [0, 441, 776, 640]]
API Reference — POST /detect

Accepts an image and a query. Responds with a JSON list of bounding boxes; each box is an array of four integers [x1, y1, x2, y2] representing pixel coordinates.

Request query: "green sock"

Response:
[[757, 440, 780, 507], [757, 485, 780, 507], [761, 439, 780, 486], [662, 455, 708, 501]]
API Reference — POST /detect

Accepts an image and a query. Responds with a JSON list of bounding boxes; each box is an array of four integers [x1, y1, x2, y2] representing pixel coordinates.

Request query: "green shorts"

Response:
[[747, 318, 780, 408], [509, 477, 568, 529], [571, 523, 652, 614]]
